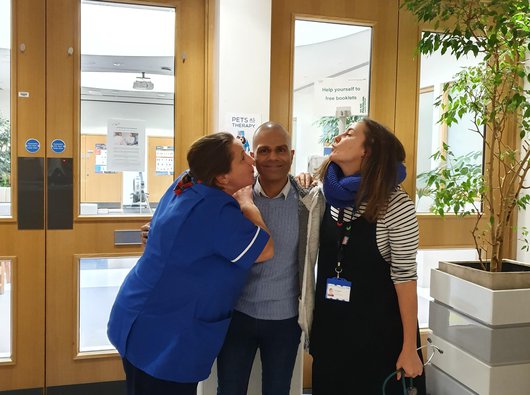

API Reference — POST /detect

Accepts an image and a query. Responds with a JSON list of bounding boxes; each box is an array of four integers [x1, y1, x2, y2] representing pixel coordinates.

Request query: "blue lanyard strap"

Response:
[[335, 209, 352, 277]]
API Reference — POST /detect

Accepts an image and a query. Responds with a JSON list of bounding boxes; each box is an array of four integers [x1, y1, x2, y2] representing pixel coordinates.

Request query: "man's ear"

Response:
[[215, 173, 229, 188]]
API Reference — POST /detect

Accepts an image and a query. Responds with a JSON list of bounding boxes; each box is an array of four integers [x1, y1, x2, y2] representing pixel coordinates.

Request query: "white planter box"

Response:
[[429, 267, 530, 395], [425, 364, 477, 395], [429, 301, 530, 365], [430, 269, 530, 326], [429, 334, 530, 395]]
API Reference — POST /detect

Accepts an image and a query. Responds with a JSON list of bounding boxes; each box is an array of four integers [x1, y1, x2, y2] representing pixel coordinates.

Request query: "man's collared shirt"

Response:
[[254, 177, 291, 200]]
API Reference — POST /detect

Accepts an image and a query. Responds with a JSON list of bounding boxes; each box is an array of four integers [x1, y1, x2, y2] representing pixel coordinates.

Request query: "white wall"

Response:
[[0, 49, 9, 118], [200, 2, 307, 395], [81, 100, 173, 137], [216, 0, 271, 133]]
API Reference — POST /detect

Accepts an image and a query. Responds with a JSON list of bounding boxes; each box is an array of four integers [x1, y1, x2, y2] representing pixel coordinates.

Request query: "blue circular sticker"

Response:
[[51, 139, 66, 153], [25, 138, 40, 153]]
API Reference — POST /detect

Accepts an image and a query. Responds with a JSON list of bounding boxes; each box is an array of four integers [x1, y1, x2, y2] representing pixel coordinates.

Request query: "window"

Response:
[[292, 20, 371, 175], [0, 259, 13, 361], [80, 1, 175, 217], [78, 256, 138, 354], [0, 0, 11, 217], [415, 32, 484, 214]]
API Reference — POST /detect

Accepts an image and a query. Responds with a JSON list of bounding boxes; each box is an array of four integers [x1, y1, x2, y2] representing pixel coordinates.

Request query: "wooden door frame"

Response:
[[0, 0, 46, 391], [395, 7, 478, 248], [44, 0, 210, 388], [270, 0, 400, 132]]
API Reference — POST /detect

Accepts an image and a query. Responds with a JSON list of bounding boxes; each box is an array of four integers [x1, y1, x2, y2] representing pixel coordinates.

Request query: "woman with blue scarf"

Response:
[[308, 118, 426, 395]]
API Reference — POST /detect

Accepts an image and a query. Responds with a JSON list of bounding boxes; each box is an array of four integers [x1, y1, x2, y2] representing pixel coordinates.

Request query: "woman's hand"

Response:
[[233, 185, 254, 208], [140, 222, 150, 245], [233, 185, 274, 262], [395, 347, 423, 380], [295, 172, 314, 188]]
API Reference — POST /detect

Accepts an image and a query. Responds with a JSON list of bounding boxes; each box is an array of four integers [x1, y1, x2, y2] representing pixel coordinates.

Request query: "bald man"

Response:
[[216, 122, 321, 395], [141, 123, 324, 395]]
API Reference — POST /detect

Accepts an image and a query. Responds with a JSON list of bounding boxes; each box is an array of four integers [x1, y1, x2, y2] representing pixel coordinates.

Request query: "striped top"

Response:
[[330, 187, 418, 283]]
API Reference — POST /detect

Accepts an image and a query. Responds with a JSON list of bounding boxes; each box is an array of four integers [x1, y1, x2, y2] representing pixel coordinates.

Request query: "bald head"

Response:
[[252, 122, 291, 151], [251, 121, 294, 187]]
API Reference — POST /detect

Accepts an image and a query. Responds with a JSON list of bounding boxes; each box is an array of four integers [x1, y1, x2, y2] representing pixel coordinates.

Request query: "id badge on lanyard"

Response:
[[326, 277, 351, 302], [325, 209, 352, 303]]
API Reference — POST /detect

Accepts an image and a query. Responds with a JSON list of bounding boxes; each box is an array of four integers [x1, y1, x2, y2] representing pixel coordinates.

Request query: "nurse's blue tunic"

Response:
[[107, 177, 269, 383]]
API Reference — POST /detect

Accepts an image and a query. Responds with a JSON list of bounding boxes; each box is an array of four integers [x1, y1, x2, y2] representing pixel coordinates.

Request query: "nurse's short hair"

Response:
[[187, 132, 235, 187]]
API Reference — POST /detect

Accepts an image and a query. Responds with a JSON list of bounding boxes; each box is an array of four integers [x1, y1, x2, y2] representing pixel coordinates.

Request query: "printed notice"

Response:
[[106, 119, 146, 172], [156, 146, 174, 175], [314, 78, 368, 117], [94, 143, 115, 174], [224, 113, 261, 153]]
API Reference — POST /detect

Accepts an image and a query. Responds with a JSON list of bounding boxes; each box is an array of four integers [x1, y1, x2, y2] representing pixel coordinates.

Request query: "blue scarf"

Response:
[[323, 162, 407, 208]]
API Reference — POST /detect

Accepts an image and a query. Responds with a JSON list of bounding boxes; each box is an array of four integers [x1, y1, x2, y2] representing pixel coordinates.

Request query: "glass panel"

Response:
[[292, 20, 371, 175], [80, 1, 175, 217], [78, 256, 138, 353], [0, 259, 13, 360], [415, 33, 484, 213], [0, 0, 11, 217], [416, 248, 477, 328]]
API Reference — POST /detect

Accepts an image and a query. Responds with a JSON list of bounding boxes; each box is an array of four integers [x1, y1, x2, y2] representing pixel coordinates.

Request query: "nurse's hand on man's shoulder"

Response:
[[140, 222, 150, 245], [233, 185, 254, 208], [295, 172, 315, 188]]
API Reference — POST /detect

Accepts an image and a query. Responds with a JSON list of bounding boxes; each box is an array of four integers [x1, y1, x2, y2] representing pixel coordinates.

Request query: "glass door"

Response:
[[0, 0, 207, 392], [0, 0, 46, 391], [269, 1, 400, 390], [45, 0, 207, 390]]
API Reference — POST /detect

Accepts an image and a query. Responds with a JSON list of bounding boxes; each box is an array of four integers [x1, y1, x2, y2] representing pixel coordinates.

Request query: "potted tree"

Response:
[[313, 115, 361, 145], [402, 0, 530, 394]]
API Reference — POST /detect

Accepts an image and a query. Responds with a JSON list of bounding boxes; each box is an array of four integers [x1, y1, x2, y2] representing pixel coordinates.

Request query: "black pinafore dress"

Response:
[[309, 206, 426, 395]]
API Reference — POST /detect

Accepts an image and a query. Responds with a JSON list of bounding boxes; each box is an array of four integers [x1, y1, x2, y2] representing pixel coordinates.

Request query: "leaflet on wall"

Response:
[[155, 146, 174, 175], [106, 119, 146, 172], [94, 143, 115, 174], [223, 113, 261, 153], [314, 78, 368, 117]]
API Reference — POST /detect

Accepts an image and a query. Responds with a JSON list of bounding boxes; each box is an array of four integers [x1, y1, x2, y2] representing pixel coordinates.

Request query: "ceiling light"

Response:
[[133, 72, 154, 90]]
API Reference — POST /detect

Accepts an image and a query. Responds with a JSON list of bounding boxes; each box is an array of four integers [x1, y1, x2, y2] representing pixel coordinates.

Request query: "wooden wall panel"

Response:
[[0, 0, 46, 390], [80, 135, 122, 204], [147, 136, 173, 203]]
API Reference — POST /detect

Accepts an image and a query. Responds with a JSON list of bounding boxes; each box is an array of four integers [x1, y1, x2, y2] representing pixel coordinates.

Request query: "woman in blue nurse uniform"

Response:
[[107, 132, 274, 395]]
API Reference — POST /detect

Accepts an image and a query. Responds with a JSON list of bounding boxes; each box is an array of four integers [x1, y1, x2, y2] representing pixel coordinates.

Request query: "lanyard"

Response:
[[335, 208, 352, 278]]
